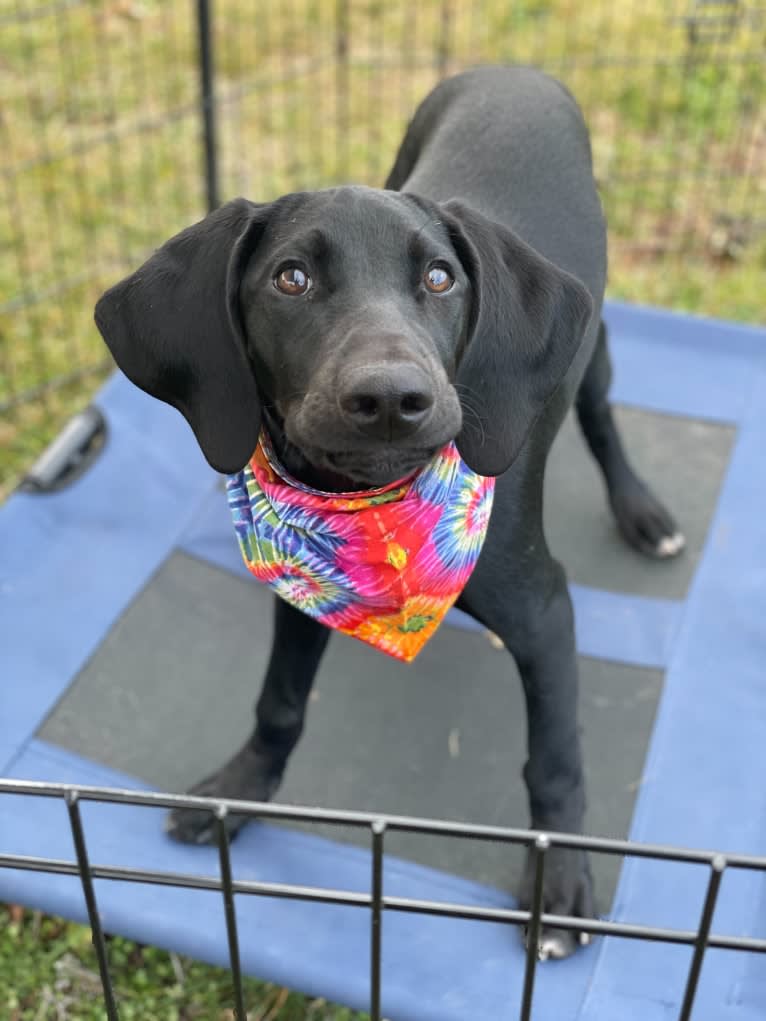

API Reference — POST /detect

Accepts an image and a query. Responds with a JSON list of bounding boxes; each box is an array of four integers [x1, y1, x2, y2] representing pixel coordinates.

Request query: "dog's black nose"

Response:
[[338, 363, 434, 439]]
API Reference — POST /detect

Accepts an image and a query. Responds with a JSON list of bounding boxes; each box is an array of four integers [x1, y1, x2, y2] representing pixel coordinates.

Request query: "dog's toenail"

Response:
[[656, 532, 685, 557]]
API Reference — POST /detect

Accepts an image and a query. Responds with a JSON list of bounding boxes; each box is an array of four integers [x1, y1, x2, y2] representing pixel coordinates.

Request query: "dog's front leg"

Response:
[[460, 554, 593, 959], [166, 597, 330, 844], [513, 563, 594, 959]]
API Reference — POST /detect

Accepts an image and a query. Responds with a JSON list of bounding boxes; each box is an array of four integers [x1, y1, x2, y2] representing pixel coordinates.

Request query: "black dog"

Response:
[[95, 66, 683, 958]]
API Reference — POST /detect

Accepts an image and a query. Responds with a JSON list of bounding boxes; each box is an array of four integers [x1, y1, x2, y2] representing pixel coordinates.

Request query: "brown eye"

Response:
[[275, 266, 311, 296], [424, 265, 454, 293]]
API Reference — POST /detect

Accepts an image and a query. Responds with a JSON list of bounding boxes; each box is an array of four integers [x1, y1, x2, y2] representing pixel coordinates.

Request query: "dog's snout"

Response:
[[338, 363, 435, 439]]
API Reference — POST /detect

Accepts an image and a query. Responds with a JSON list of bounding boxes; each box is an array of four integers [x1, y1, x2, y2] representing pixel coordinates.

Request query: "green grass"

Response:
[[1, 907, 364, 1020], [2, 0, 764, 496], [1, 0, 765, 1017]]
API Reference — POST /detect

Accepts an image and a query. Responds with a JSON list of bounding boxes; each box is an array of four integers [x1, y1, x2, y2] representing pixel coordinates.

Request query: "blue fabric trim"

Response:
[[605, 301, 765, 423], [570, 584, 682, 670], [0, 375, 218, 771], [577, 351, 766, 1021]]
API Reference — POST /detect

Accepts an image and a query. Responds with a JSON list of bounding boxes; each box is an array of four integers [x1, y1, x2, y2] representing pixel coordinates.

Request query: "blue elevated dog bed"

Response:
[[1, 301, 765, 1019]]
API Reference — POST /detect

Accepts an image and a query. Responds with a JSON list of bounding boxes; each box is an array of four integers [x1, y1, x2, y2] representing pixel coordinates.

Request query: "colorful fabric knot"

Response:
[[226, 434, 495, 662]]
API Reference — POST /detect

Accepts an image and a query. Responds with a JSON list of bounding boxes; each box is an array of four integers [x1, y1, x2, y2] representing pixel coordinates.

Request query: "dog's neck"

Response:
[[261, 408, 368, 494]]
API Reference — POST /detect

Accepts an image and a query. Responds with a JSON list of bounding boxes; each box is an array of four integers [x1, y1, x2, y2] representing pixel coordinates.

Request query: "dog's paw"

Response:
[[610, 476, 685, 560], [165, 744, 282, 845], [518, 845, 594, 961]]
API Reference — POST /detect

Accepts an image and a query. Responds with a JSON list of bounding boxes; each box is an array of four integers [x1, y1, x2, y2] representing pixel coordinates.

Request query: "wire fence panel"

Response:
[[2, 781, 766, 1020], [1, 1, 765, 487]]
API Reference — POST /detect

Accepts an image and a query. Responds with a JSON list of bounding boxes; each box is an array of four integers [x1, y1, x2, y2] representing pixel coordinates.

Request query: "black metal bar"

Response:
[[53, 0, 100, 370], [677, 855, 727, 1021], [0, 129, 51, 423], [3, 851, 766, 955], [370, 820, 385, 1021], [680, 10, 739, 256], [0, 852, 369, 907], [0, 269, 112, 317], [3, 780, 766, 873], [8, 0, 69, 416], [380, 898, 766, 955], [305, 0, 325, 186], [364, 0, 383, 182], [0, 0, 84, 23], [437, 0, 453, 76], [3, 102, 199, 177], [11, 64, 758, 188], [335, 0, 350, 178], [519, 835, 548, 1021], [196, 0, 219, 212], [215, 806, 247, 1021], [0, 360, 112, 418], [64, 791, 120, 1021], [3, 55, 331, 181], [88, 3, 133, 295]]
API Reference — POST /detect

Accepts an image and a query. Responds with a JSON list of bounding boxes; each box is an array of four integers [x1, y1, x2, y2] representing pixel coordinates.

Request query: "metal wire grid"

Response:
[[2, 0, 765, 467], [2, 781, 766, 1021]]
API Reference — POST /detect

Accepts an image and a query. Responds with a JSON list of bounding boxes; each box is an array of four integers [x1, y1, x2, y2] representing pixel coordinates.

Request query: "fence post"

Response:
[[335, 0, 350, 179], [196, 0, 220, 212]]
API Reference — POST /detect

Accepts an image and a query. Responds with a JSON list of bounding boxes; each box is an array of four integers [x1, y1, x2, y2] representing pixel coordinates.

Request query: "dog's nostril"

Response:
[[342, 394, 379, 419], [338, 365, 435, 437], [400, 391, 432, 417], [356, 395, 379, 419]]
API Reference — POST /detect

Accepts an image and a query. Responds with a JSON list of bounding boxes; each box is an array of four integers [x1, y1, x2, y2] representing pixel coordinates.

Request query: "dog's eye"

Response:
[[424, 265, 454, 294], [275, 266, 311, 296]]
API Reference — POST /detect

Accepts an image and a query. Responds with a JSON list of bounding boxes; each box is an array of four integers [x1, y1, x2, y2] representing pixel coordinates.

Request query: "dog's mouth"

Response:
[[276, 385, 463, 490], [264, 405, 449, 491], [321, 446, 439, 488]]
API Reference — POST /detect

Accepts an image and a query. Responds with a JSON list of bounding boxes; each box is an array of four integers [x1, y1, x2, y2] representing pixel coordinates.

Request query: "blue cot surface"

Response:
[[1, 301, 765, 1020]]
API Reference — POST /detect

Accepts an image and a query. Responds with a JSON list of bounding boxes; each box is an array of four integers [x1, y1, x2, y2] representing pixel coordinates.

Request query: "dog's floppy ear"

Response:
[[95, 198, 270, 474], [442, 200, 593, 477]]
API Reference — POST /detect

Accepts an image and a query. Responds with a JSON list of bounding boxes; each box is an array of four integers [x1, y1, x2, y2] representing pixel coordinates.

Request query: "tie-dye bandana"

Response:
[[226, 435, 495, 662]]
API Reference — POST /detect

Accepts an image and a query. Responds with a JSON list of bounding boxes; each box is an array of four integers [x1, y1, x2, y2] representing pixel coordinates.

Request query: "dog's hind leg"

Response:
[[576, 320, 685, 558], [166, 597, 330, 844]]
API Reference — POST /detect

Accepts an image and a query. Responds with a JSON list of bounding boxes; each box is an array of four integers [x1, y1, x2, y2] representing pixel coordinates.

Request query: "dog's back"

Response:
[[387, 66, 606, 314]]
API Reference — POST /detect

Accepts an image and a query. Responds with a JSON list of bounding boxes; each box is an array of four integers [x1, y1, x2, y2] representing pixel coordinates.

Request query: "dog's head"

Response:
[[95, 187, 592, 487]]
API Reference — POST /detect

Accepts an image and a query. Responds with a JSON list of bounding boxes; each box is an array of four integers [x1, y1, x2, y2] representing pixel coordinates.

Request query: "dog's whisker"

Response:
[[453, 386, 487, 446], [453, 381, 481, 400], [452, 386, 507, 448], [459, 401, 484, 436], [264, 389, 308, 408]]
